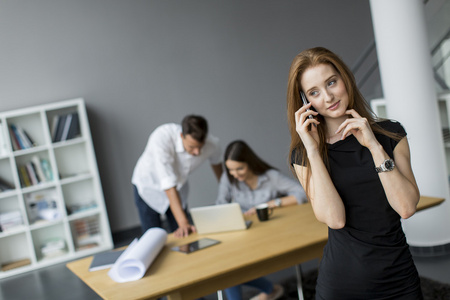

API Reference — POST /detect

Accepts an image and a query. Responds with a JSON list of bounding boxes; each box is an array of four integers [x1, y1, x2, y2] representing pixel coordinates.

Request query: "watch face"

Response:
[[385, 159, 394, 170]]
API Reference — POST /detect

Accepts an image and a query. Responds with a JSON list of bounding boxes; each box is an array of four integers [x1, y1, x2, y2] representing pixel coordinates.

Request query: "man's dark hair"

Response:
[[181, 115, 208, 143]]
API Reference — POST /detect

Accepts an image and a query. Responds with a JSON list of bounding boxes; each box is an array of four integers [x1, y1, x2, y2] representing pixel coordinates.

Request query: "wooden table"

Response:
[[66, 196, 444, 300]]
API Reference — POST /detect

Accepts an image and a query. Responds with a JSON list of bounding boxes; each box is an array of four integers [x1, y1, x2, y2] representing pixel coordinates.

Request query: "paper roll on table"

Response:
[[108, 227, 167, 283]]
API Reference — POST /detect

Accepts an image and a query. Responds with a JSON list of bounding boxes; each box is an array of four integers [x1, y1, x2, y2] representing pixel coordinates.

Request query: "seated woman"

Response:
[[216, 140, 307, 300]]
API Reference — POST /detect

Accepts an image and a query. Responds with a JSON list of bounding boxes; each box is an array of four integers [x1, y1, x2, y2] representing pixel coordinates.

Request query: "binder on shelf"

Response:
[[53, 114, 67, 142], [66, 113, 80, 140], [52, 112, 80, 142], [50, 115, 60, 142], [60, 113, 73, 141]]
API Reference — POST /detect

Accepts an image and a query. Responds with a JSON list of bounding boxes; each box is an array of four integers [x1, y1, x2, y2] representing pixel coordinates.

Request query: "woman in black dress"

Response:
[[287, 47, 423, 299]]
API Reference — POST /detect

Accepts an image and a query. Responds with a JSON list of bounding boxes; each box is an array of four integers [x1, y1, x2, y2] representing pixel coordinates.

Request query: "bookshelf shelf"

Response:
[[0, 225, 26, 238], [0, 190, 17, 199], [0, 98, 112, 278], [67, 207, 101, 220], [60, 173, 93, 185], [29, 219, 64, 231], [12, 145, 48, 156]]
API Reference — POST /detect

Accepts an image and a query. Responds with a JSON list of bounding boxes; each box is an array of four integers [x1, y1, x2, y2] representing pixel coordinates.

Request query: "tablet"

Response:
[[171, 238, 220, 254]]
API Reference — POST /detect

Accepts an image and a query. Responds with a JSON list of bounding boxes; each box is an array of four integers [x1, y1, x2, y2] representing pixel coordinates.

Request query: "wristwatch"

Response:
[[375, 158, 395, 173], [274, 198, 282, 207]]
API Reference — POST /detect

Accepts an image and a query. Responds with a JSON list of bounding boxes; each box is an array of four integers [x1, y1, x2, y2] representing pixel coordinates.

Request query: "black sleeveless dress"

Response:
[[293, 120, 423, 299]]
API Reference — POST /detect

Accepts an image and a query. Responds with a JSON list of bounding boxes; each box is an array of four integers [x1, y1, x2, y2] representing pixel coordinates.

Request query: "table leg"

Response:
[[217, 290, 224, 300], [295, 264, 304, 300]]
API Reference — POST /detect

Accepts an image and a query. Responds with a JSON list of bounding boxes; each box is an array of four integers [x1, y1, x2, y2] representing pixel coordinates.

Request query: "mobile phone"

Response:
[[300, 91, 314, 120], [171, 238, 220, 254]]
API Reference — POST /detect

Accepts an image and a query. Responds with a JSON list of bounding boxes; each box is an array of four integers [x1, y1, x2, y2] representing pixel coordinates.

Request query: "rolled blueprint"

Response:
[[108, 227, 167, 282]]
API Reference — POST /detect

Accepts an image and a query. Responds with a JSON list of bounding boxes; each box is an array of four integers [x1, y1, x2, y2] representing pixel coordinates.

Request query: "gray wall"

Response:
[[0, 0, 376, 232]]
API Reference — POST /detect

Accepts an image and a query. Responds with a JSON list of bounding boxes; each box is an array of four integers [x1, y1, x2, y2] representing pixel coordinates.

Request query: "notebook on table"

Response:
[[190, 203, 252, 234]]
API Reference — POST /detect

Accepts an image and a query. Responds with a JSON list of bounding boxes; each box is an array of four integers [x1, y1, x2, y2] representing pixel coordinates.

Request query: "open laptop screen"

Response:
[[190, 203, 251, 234]]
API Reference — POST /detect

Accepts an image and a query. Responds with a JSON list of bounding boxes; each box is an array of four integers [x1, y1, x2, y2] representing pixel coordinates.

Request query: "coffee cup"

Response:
[[256, 203, 273, 222]]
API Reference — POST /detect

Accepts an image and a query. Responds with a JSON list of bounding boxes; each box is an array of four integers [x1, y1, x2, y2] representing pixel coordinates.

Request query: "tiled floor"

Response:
[[1, 228, 449, 300]]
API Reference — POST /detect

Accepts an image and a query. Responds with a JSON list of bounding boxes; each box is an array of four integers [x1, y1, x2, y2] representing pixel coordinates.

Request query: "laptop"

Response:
[[190, 203, 252, 234]]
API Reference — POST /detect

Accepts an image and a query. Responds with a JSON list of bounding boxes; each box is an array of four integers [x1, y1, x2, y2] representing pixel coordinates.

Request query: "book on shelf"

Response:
[[1, 258, 31, 272], [10, 125, 26, 149], [0, 176, 14, 192], [31, 156, 47, 183], [18, 165, 31, 187], [26, 163, 39, 186], [73, 217, 101, 249], [66, 201, 98, 215], [52, 114, 66, 142], [60, 113, 73, 141], [18, 156, 53, 188], [40, 238, 67, 259], [52, 112, 80, 142], [0, 210, 22, 232], [8, 124, 35, 151], [9, 126, 20, 151], [40, 158, 53, 181], [67, 113, 80, 140], [50, 115, 60, 141]]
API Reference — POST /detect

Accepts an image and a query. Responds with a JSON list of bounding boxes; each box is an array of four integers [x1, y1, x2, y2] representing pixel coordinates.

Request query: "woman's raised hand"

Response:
[[295, 102, 320, 151], [336, 109, 379, 151]]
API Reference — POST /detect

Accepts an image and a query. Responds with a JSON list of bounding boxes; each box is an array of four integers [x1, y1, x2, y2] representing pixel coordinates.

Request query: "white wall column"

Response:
[[370, 0, 450, 246]]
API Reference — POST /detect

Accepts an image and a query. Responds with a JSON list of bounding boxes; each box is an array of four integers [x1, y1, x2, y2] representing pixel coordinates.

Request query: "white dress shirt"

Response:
[[132, 123, 221, 214]]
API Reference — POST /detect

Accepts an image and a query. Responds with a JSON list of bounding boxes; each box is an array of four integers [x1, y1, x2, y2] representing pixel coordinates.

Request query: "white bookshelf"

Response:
[[371, 92, 450, 175], [0, 98, 113, 278]]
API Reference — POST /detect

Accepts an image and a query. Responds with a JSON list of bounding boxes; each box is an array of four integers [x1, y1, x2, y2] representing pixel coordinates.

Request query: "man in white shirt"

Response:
[[132, 115, 222, 238]]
